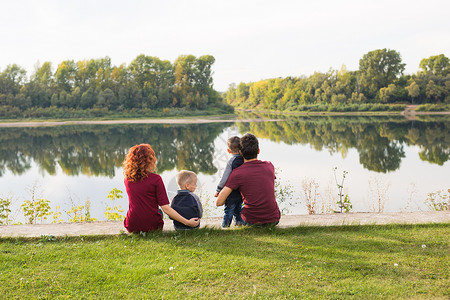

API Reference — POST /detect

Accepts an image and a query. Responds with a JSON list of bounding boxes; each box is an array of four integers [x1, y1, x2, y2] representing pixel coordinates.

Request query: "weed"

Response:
[[21, 185, 52, 224], [333, 167, 352, 213], [195, 183, 213, 218], [105, 188, 125, 221], [67, 199, 97, 222], [425, 189, 449, 211], [51, 206, 64, 224], [367, 176, 390, 212], [39, 235, 57, 242], [0, 196, 12, 225], [301, 178, 320, 215], [275, 168, 296, 215]]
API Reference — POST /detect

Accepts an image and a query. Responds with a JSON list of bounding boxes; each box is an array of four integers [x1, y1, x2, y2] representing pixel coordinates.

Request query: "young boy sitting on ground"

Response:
[[214, 136, 245, 227], [170, 170, 203, 230]]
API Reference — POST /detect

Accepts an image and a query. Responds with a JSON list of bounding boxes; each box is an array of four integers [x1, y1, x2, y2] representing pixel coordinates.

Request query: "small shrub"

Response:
[[21, 198, 52, 224], [425, 189, 449, 211], [51, 205, 64, 223], [105, 188, 125, 221], [0, 197, 12, 225], [67, 200, 97, 222]]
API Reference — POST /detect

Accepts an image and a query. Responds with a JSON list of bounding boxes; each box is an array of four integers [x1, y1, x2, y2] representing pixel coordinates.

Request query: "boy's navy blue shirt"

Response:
[[170, 190, 203, 230], [216, 154, 244, 201]]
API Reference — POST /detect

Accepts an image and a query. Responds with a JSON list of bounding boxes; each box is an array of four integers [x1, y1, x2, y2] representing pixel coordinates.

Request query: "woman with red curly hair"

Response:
[[123, 144, 199, 232]]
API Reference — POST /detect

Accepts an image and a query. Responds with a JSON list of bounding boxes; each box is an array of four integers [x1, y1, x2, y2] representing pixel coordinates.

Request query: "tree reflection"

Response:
[[237, 115, 449, 173], [0, 123, 227, 177], [0, 116, 448, 176]]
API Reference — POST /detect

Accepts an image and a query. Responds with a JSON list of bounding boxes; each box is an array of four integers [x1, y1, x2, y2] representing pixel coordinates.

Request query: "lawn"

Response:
[[1, 224, 448, 299]]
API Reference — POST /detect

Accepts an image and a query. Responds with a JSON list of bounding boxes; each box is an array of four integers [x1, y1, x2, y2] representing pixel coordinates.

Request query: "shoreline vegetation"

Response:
[[0, 105, 448, 126]]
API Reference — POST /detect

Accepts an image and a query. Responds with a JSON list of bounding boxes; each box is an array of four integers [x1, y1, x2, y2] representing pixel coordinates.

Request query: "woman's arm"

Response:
[[161, 204, 200, 227]]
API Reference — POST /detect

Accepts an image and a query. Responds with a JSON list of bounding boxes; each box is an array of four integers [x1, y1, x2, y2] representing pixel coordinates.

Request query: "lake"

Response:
[[0, 114, 449, 223]]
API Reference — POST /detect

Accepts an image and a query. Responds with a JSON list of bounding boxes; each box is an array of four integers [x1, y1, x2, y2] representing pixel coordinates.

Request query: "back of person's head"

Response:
[[240, 133, 259, 160], [227, 136, 241, 153], [177, 170, 197, 189], [123, 144, 157, 182]]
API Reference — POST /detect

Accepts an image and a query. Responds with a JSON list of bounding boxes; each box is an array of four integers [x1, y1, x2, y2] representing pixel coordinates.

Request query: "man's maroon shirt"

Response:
[[225, 160, 281, 224]]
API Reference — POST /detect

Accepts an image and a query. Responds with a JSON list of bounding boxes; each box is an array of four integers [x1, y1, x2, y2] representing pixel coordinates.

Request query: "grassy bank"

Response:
[[1, 224, 448, 299], [0, 106, 235, 123], [237, 103, 450, 117]]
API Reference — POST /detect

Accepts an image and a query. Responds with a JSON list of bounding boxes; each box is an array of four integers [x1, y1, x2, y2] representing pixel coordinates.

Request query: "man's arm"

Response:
[[216, 186, 232, 206]]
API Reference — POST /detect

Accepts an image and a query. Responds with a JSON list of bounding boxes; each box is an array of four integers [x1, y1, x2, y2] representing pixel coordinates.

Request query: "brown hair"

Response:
[[240, 133, 259, 160], [176, 170, 197, 189], [227, 136, 241, 153], [123, 144, 157, 182]]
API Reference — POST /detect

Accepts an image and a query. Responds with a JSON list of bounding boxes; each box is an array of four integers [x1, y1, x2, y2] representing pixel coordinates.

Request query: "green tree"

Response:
[[55, 60, 77, 92], [31, 62, 53, 86], [419, 54, 449, 76], [0, 64, 27, 96], [358, 49, 406, 100], [425, 80, 442, 102], [406, 81, 420, 104]]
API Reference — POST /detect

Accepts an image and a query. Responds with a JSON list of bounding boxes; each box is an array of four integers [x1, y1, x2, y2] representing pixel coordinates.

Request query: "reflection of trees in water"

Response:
[[237, 116, 449, 173], [0, 123, 228, 177], [0, 117, 448, 176]]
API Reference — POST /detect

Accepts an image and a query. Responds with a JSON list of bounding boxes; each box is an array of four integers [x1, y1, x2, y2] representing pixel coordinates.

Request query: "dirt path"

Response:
[[401, 105, 450, 120], [1, 211, 448, 238], [401, 105, 420, 120]]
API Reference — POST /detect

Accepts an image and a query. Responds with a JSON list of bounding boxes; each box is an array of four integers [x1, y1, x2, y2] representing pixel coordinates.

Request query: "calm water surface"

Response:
[[1, 115, 448, 223]]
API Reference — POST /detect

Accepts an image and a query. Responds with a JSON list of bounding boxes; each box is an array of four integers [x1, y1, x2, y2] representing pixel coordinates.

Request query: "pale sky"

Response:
[[1, 0, 449, 91]]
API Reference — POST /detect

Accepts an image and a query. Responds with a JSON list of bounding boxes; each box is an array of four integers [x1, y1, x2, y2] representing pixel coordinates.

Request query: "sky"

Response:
[[1, 0, 449, 91]]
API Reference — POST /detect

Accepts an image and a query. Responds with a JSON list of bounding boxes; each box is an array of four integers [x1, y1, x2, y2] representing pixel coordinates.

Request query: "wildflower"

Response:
[[169, 267, 174, 271], [394, 263, 398, 267], [422, 244, 426, 248]]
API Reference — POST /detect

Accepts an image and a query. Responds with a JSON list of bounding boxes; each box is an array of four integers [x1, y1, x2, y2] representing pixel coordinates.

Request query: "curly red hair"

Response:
[[123, 144, 157, 182]]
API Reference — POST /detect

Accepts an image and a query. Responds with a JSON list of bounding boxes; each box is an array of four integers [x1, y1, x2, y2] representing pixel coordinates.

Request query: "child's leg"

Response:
[[233, 200, 245, 225], [222, 203, 235, 227]]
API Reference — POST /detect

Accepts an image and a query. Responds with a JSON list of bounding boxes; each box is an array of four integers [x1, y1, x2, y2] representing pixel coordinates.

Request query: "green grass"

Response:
[[1, 224, 449, 299]]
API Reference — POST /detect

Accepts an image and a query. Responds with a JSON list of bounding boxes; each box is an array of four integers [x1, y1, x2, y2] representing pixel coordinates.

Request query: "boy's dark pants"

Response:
[[222, 196, 244, 227]]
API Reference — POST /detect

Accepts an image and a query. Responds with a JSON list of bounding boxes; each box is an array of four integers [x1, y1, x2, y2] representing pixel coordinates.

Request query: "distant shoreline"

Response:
[[0, 107, 448, 127], [0, 117, 281, 128]]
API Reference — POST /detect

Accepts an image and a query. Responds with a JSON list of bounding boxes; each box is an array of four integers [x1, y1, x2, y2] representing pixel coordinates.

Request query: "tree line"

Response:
[[224, 50, 450, 111], [0, 54, 231, 118]]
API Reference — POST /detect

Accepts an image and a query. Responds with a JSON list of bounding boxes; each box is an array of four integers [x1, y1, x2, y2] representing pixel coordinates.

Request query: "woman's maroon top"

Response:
[[124, 173, 169, 232]]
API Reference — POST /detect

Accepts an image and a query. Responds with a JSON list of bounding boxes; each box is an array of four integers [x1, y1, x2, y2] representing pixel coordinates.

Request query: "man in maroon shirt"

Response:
[[216, 133, 280, 225]]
